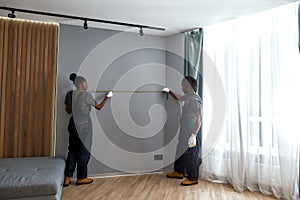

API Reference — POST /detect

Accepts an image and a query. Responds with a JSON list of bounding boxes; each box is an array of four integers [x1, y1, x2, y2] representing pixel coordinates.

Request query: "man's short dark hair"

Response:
[[184, 76, 198, 92]]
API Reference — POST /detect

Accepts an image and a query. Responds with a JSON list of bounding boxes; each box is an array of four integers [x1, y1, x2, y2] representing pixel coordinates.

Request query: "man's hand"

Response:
[[188, 134, 197, 148], [106, 91, 113, 98]]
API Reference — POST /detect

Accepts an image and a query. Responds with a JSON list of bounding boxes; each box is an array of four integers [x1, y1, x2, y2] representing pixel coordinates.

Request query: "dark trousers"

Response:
[[64, 116, 91, 179], [174, 140, 202, 181]]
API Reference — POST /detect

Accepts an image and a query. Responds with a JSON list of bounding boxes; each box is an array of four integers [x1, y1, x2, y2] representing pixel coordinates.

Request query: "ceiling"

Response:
[[0, 0, 298, 36]]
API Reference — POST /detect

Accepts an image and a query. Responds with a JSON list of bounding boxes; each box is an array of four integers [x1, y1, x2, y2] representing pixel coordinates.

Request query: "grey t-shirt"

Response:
[[181, 93, 202, 119], [72, 90, 95, 114]]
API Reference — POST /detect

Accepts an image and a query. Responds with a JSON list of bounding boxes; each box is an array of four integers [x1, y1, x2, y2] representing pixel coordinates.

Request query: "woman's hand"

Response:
[[162, 87, 170, 93], [65, 106, 72, 114]]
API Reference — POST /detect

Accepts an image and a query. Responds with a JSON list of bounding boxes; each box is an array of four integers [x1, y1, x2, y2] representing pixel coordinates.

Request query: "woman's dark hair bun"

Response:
[[69, 73, 77, 82]]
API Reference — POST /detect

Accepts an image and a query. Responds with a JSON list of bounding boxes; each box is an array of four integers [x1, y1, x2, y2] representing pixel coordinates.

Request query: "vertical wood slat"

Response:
[[18, 20, 25, 157], [45, 24, 51, 156], [30, 23, 38, 156], [4, 19, 13, 158], [23, 21, 32, 157], [45, 26, 52, 154], [19, 21, 28, 157], [50, 26, 58, 156], [34, 22, 41, 156], [49, 26, 58, 156], [2, 19, 9, 158], [46, 25, 54, 156], [12, 20, 20, 158], [28, 21, 37, 156], [0, 18, 5, 158], [9, 20, 18, 157], [14, 21, 23, 157], [0, 17, 58, 158], [42, 24, 50, 156], [37, 23, 45, 156], [10, 21, 17, 157], [32, 22, 41, 156]]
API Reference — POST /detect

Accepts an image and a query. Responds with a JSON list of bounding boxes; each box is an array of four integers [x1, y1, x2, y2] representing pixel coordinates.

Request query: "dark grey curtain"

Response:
[[184, 28, 204, 158], [184, 28, 203, 98]]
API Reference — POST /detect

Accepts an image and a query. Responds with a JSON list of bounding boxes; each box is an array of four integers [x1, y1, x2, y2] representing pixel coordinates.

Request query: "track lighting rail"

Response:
[[0, 6, 165, 32]]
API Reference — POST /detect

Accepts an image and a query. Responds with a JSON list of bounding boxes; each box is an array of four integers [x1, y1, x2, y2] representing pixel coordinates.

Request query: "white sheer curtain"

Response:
[[201, 2, 300, 199]]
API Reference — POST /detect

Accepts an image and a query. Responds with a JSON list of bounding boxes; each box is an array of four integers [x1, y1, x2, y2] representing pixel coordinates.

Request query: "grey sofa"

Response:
[[0, 157, 65, 200]]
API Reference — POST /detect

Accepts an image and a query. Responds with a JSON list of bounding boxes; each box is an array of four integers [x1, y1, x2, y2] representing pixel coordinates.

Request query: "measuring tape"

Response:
[[89, 90, 163, 93], [89, 90, 169, 98]]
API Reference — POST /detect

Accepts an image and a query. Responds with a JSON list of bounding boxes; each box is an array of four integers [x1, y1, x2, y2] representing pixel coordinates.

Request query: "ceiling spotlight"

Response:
[[83, 19, 88, 30], [139, 27, 144, 36], [8, 10, 16, 18]]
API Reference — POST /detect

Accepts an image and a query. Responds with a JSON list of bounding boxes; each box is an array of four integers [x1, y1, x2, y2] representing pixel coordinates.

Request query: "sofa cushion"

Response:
[[0, 157, 65, 199]]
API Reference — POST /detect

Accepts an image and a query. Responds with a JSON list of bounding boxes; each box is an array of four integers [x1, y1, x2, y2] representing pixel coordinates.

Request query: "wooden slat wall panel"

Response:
[[0, 17, 58, 158]]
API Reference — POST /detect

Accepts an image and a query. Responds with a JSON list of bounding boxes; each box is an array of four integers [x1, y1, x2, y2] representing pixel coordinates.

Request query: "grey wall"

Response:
[[164, 33, 185, 170], [56, 25, 119, 174], [56, 24, 174, 175]]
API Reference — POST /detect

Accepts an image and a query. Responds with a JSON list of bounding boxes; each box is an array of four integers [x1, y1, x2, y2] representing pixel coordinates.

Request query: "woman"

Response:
[[63, 73, 113, 187], [163, 76, 202, 186]]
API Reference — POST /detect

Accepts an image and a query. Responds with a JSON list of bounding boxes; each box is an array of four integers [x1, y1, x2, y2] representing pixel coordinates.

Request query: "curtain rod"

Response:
[[0, 6, 165, 31]]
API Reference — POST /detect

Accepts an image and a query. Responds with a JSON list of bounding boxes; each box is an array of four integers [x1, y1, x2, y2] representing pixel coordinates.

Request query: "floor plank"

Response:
[[61, 173, 277, 200]]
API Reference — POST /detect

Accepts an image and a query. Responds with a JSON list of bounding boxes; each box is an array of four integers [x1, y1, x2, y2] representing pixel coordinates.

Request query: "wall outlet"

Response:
[[154, 154, 163, 160]]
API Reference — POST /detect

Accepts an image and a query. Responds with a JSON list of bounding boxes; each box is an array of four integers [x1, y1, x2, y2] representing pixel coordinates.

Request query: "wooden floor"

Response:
[[61, 173, 277, 200]]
